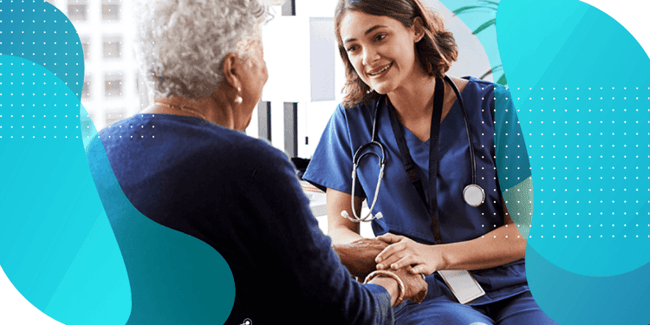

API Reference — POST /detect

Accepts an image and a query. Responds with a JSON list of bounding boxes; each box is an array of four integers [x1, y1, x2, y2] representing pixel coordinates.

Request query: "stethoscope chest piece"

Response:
[[463, 184, 485, 207]]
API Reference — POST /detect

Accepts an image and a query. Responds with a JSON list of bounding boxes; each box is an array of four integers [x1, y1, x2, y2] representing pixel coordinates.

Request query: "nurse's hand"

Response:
[[375, 233, 444, 275]]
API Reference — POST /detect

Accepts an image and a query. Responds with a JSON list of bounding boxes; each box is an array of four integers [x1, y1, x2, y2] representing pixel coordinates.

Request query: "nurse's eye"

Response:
[[374, 34, 387, 42], [346, 45, 359, 53]]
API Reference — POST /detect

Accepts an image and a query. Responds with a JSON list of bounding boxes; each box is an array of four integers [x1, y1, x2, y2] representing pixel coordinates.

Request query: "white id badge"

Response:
[[437, 270, 485, 304]]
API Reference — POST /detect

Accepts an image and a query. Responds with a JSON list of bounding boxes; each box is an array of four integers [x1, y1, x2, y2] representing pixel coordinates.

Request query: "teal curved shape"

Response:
[[497, 0, 650, 323], [85, 123, 236, 324], [527, 245, 650, 324], [0, 0, 85, 99], [498, 0, 650, 277], [2, 0, 237, 322], [0, 55, 131, 324]]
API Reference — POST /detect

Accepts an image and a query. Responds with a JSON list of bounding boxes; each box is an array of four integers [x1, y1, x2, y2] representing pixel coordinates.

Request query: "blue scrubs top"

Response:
[[304, 77, 532, 305]]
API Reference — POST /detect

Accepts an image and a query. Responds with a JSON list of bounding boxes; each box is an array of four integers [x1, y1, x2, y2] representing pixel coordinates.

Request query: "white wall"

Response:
[[257, 0, 492, 158]]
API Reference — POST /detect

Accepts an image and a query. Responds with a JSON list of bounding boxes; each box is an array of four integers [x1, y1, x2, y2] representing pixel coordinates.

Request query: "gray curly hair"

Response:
[[134, 0, 269, 99]]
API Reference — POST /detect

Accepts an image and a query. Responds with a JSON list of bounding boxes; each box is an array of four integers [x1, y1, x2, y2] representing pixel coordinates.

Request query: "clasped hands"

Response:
[[333, 234, 435, 304]]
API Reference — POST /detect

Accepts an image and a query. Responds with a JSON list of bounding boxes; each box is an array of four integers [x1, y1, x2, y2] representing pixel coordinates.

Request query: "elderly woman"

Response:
[[87, 0, 426, 324]]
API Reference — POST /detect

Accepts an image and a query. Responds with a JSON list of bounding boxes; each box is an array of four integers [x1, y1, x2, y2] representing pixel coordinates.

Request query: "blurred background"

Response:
[[46, 0, 494, 159]]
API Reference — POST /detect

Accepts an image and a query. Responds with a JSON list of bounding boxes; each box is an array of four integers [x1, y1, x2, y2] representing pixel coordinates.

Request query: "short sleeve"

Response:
[[494, 85, 531, 191], [304, 105, 366, 199]]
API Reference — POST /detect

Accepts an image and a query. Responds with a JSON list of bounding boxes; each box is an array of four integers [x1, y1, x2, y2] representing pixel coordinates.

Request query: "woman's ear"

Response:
[[412, 17, 426, 43], [222, 52, 242, 91]]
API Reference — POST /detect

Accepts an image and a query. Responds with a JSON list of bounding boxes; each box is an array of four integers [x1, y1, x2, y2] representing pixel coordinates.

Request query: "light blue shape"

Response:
[[498, 0, 650, 277], [84, 105, 236, 325], [0, 0, 85, 99], [498, 0, 650, 323], [0, 55, 131, 324], [527, 245, 650, 324], [439, 0, 504, 83]]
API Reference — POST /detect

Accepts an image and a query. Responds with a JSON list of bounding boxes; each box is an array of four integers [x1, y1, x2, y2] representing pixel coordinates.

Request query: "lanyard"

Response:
[[387, 78, 445, 244]]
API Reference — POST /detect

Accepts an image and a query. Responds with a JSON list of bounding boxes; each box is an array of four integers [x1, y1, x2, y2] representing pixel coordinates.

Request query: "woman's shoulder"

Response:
[[463, 76, 511, 95], [324, 101, 375, 129]]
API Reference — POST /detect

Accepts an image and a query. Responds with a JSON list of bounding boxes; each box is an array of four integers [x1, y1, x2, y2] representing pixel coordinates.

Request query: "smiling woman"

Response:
[[303, 0, 557, 324], [85, 0, 429, 323], [335, 0, 457, 108]]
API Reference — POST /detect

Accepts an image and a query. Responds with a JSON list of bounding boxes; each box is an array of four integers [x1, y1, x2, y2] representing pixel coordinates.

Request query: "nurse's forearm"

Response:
[[438, 224, 526, 271], [328, 225, 364, 244], [326, 188, 365, 244]]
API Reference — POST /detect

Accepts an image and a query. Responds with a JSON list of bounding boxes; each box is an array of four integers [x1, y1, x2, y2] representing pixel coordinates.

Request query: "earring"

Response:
[[234, 87, 243, 104]]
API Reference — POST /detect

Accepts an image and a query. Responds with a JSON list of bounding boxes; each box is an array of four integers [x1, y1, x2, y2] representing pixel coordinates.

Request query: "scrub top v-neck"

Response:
[[304, 77, 532, 305]]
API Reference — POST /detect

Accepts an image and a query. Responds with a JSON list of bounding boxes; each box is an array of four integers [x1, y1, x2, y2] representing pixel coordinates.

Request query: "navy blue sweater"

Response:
[[90, 114, 394, 324]]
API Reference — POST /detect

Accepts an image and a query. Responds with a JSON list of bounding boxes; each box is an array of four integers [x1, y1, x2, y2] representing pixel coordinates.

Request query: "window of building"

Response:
[[83, 76, 91, 99], [67, 4, 87, 21], [102, 4, 120, 21], [105, 73, 123, 97], [80, 37, 90, 61], [103, 36, 122, 59], [80, 113, 93, 133]]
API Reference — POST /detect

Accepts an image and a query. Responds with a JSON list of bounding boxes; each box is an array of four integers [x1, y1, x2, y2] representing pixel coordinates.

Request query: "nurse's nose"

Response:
[[362, 46, 380, 66]]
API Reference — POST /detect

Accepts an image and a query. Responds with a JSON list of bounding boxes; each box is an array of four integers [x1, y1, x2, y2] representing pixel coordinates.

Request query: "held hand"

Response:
[[332, 238, 389, 280], [366, 266, 428, 304], [394, 266, 428, 303], [375, 233, 444, 275]]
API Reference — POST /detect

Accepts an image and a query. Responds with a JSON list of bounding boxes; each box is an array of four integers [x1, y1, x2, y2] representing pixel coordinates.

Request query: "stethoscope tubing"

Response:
[[344, 76, 482, 222], [444, 75, 477, 186]]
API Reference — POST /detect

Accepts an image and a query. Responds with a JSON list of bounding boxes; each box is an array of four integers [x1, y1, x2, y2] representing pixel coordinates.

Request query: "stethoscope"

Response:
[[341, 76, 485, 223]]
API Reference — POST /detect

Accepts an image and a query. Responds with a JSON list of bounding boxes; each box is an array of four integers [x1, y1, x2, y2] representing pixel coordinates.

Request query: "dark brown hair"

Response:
[[335, 0, 458, 108]]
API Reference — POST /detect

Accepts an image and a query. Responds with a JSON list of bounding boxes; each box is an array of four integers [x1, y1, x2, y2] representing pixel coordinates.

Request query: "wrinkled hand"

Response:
[[333, 238, 388, 280], [368, 266, 428, 304], [375, 233, 443, 276], [393, 266, 428, 303]]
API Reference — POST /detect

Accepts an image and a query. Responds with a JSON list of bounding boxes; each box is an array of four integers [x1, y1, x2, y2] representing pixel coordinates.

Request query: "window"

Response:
[[102, 4, 120, 21], [67, 4, 87, 21], [105, 73, 123, 97], [80, 113, 93, 133], [83, 75, 91, 99], [103, 36, 122, 59], [80, 37, 90, 61]]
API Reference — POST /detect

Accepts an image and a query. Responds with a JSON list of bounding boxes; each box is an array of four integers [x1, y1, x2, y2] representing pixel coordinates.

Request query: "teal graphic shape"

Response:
[[84, 118, 236, 324], [0, 0, 84, 100], [498, 0, 650, 277], [527, 245, 650, 324], [440, 0, 504, 84], [1, 0, 237, 321], [498, 0, 650, 323], [0, 55, 131, 324]]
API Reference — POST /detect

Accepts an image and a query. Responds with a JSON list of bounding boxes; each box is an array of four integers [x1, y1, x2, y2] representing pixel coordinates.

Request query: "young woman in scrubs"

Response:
[[303, 0, 558, 324]]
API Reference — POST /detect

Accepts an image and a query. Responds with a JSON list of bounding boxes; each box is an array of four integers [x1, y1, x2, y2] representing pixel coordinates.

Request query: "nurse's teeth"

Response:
[[369, 63, 392, 76]]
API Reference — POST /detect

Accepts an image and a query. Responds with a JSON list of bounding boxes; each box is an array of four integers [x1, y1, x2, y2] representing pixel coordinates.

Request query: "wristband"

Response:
[[364, 270, 406, 305]]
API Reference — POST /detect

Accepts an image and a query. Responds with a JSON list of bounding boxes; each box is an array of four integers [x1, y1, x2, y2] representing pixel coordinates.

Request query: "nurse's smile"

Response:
[[339, 10, 422, 96], [368, 62, 393, 77]]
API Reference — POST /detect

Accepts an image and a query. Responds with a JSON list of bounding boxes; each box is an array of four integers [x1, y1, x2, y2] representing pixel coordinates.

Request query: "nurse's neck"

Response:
[[387, 74, 437, 124]]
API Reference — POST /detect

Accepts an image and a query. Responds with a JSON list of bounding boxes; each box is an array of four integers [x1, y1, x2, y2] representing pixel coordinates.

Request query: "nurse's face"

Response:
[[339, 10, 423, 95]]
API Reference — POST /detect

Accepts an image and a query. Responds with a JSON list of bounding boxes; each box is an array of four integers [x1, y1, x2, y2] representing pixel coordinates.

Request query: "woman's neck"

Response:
[[387, 73, 437, 123], [149, 94, 236, 129]]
